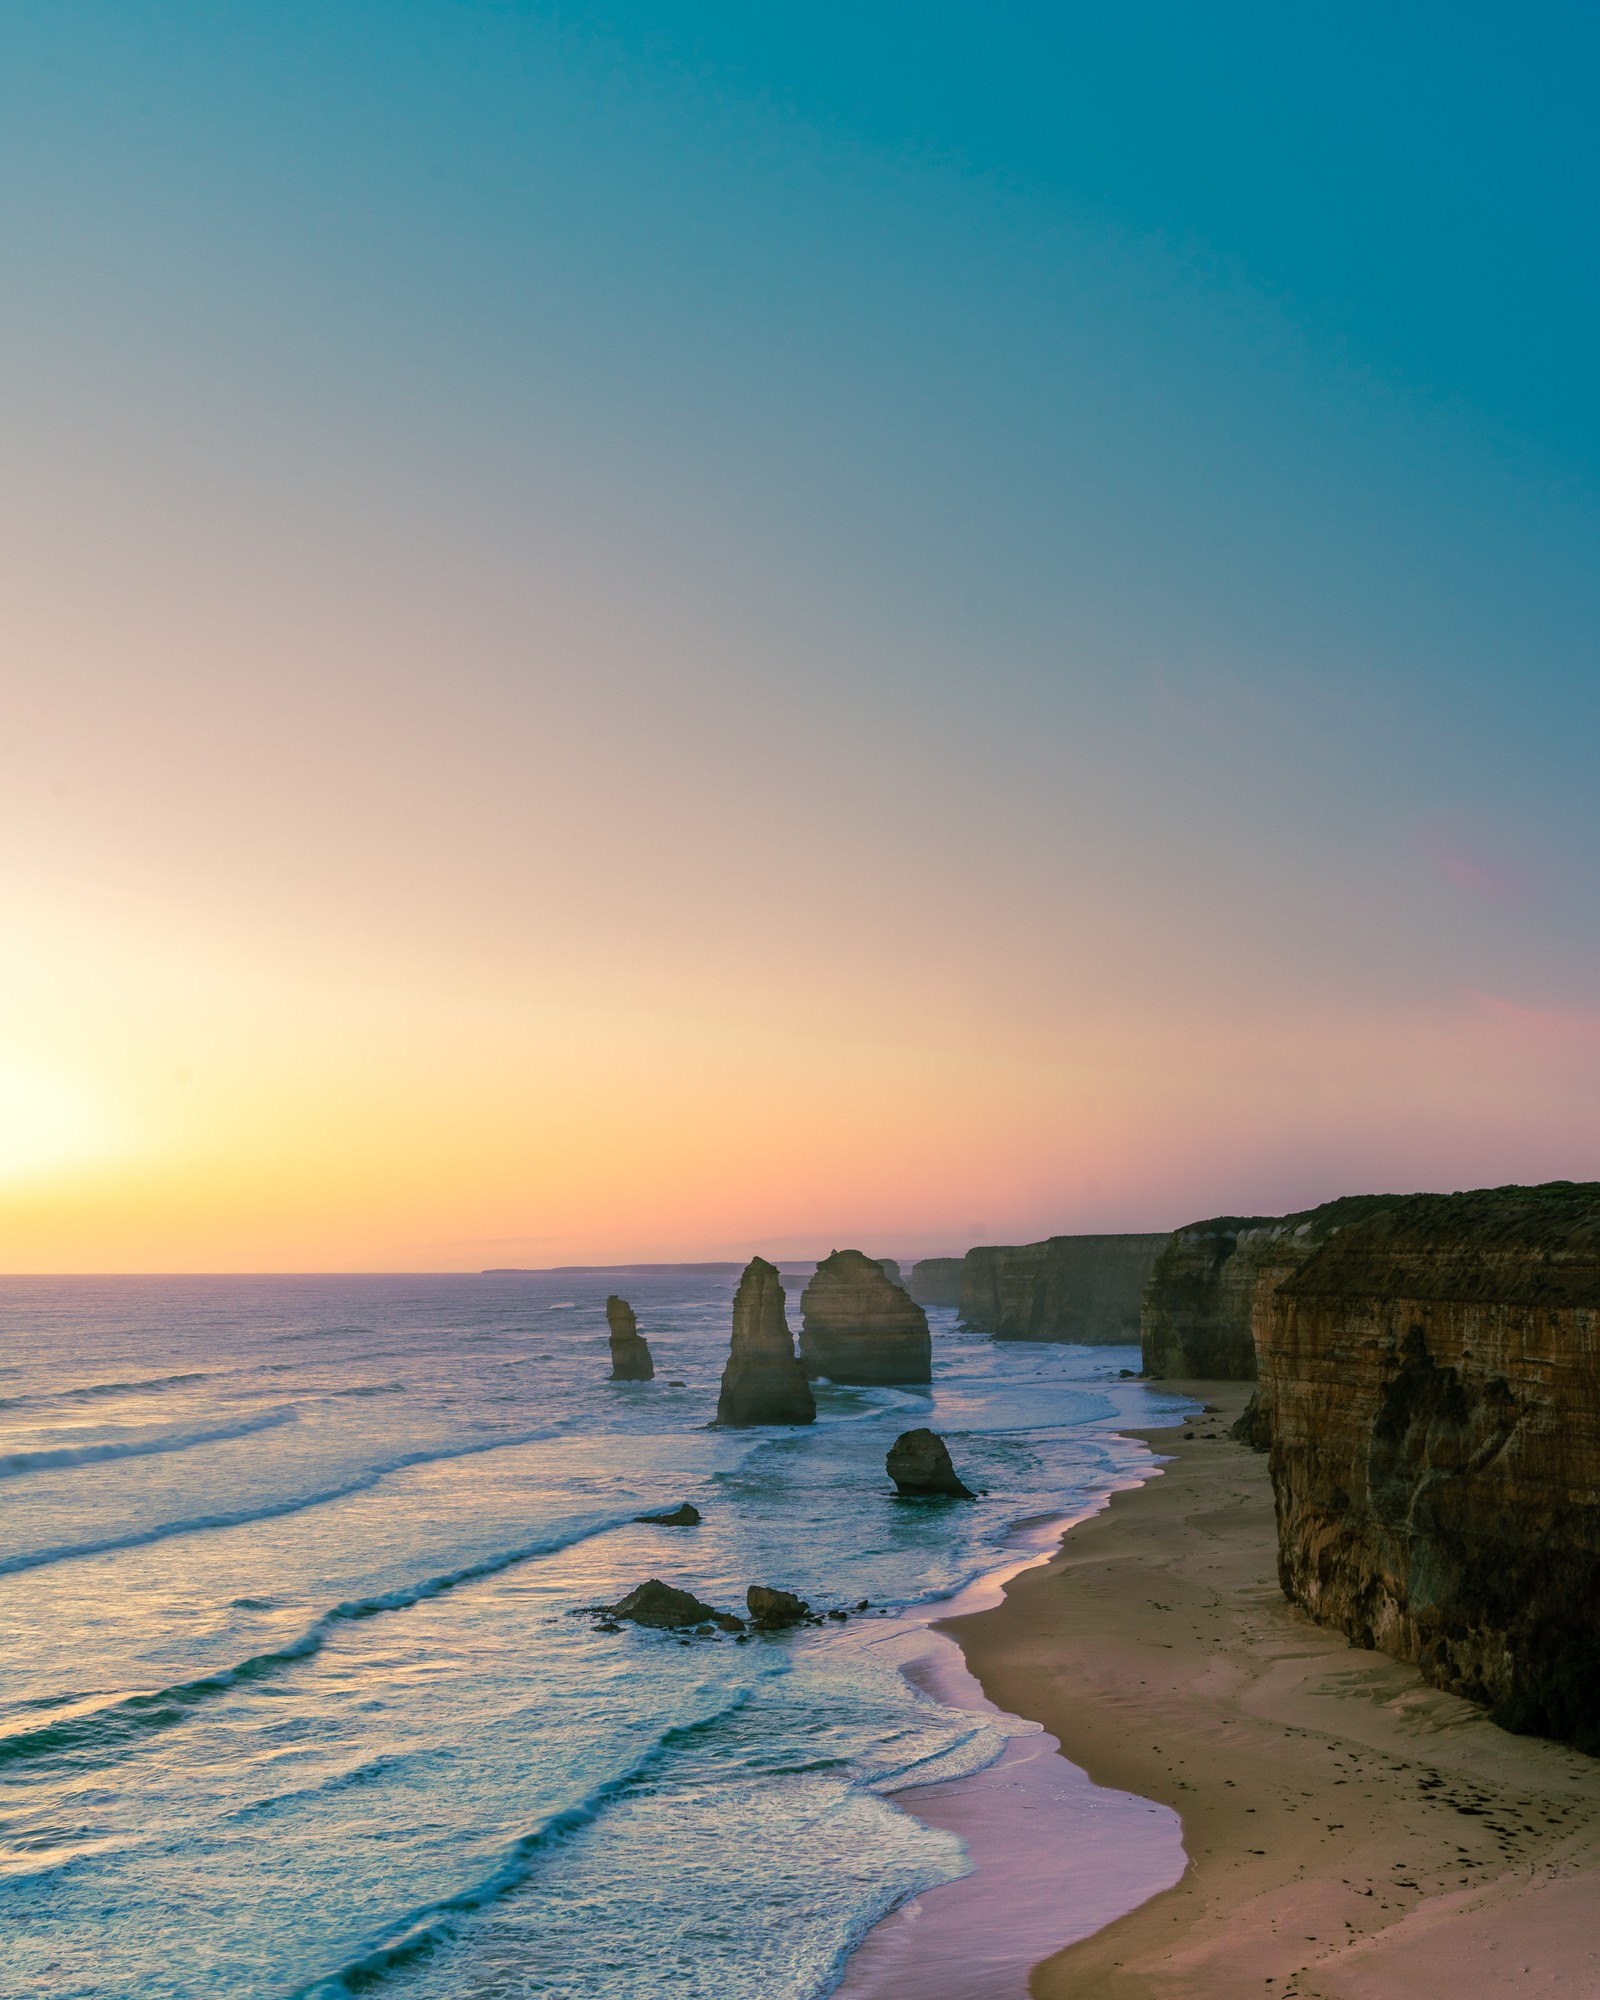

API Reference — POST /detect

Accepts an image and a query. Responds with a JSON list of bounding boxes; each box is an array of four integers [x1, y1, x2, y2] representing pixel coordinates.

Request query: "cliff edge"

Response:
[[961, 1233, 1169, 1341], [1262, 1181, 1600, 1751], [1141, 1195, 1399, 1380]]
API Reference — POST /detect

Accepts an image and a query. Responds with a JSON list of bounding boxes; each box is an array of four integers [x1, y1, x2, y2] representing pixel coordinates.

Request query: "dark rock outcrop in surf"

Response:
[[606, 1295, 655, 1381], [886, 1428, 974, 1498], [799, 1249, 931, 1383], [746, 1585, 810, 1628], [634, 1503, 701, 1526], [605, 1579, 742, 1631], [715, 1258, 815, 1426]]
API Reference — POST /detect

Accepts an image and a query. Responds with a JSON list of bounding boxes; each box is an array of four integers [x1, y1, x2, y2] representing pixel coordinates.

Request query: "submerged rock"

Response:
[[746, 1585, 810, 1628], [606, 1295, 655, 1381], [634, 1503, 701, 1526], [604, 1578, 743, 1631], [715, 1258, 816, 1426], [800, 1249, 931, 1383], [887, 1428, 975, 1499]]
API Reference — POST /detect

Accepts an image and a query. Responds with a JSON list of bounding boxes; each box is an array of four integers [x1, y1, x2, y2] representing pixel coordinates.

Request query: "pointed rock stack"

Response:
[[799, 1249, 932, 1383], [716, 1257, 815, 1426], [606, 1295, 655, 1381]]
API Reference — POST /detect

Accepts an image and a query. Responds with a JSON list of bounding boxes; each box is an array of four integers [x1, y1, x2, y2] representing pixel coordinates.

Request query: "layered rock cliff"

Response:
[[799, 1249, 932, 1383], [605, 1295, 654, 1381], [1140, 1196, 1398, 1379], [907, 1257, 964, 1308], [961, 1234, 1169, 1341], [716, 1257, 816, 1426], [1261, 1182, 1600, 1751]]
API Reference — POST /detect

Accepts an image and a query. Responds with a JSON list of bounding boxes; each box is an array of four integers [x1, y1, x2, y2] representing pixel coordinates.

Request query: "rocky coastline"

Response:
[[1259, 1180, 1600, 1751], [960, 1233, 1169, 1341], [1139, 1194, 1398, 1380]]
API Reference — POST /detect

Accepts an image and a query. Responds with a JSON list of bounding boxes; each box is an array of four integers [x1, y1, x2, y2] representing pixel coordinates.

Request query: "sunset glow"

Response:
[[3, 5, 1597, 1269]]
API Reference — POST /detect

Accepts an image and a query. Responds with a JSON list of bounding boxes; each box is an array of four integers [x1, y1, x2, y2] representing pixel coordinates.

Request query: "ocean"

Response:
[[0, 1270, 1192, 1998]]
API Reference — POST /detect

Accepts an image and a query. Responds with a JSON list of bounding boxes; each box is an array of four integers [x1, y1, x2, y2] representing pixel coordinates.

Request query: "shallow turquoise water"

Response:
[[0, 1270, 1189, 1997]]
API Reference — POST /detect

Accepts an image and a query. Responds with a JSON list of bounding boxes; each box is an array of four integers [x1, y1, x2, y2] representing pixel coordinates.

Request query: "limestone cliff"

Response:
[[907, 1257, 964, 1308], [1140, 1196, 1398, 1379], [799, 1249, 931, 1383], [1261, 1182, 1600, 1752], [605, 1295, 654, 1381], [715, 1257, 816, 1426], [961, 1234, 1169, 1341]]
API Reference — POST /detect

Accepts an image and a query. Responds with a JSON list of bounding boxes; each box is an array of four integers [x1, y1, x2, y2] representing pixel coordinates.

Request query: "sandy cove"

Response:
[[947, 1381, 1600, 2000]]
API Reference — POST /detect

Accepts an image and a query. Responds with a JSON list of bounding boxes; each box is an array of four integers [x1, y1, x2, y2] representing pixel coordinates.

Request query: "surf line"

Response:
[[828, 1453, 1190, 2000]]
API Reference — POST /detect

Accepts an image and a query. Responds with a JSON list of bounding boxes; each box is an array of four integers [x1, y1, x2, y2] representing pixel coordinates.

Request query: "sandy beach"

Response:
[[937, 1382, 1600, 1999]]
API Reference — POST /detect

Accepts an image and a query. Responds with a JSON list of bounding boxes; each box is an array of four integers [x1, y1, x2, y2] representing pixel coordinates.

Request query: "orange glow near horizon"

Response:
[[4, 852, 1595, 1272]]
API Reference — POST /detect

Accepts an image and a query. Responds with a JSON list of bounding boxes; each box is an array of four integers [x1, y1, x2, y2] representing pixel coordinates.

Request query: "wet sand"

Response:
[[948, 1382, 1600, 1998], [834, 1515, 1186, 2000]]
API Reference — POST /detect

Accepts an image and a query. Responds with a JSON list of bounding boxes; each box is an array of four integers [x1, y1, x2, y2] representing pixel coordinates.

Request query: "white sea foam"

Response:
[[0, 1272, 1192, 2000]]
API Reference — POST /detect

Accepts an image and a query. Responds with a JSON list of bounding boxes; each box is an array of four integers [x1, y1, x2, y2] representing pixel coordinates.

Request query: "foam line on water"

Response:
[[0, 1510, 638, 1770], [0, 1408, 297, 1480], [0, 1424, 568, 1576], [0, 1370, 216, 1410], [285, 1691, 758, 1998]]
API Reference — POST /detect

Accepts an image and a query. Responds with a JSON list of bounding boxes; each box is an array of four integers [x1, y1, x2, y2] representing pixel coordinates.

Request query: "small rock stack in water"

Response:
[[887, 1428, 974, 1498], [716, 1257, 816, 1426], [605, 1295, 655, 1381], [799, 1249, 931, 1383]]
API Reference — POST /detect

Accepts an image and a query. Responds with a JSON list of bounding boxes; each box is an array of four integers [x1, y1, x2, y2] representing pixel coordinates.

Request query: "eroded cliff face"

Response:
[[907, 1257, 964, 1308], [799, 1249, 931, 1383], [960, 1234, 1169, 1341], [1261, 1182, 1600, 1750], [1140, 1196, 1399, 1379], [716, 1257, 816, 1426]]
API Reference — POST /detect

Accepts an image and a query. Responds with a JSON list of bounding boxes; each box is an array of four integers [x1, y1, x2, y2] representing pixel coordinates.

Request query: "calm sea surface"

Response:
[[0, 1271, 1190, 1998]]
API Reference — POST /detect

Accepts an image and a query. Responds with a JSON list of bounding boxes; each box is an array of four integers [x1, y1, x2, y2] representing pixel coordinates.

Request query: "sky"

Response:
[[2, 3, 1599, 1271]]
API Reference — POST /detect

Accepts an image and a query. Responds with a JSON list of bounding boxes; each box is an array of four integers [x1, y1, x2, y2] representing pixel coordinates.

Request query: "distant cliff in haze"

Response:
[[960, 1234, 1170, 1342]]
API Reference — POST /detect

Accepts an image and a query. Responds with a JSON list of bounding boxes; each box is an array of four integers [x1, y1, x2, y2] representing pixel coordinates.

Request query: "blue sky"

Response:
[[2, 4, 1598, 1263]]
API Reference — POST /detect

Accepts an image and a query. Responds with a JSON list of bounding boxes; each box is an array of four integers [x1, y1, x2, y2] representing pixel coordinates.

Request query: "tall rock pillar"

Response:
[[606, 1295, 655, 1381], [716, 1258, 816, 1426]]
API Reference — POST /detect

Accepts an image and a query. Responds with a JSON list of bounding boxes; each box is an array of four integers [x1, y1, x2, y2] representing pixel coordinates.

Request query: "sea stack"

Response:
[[715, 1257, 816, 1426], [799, 1249, 932, 1383], [887, 1428, 974, 1498], [606, 1295, 654, 1381]]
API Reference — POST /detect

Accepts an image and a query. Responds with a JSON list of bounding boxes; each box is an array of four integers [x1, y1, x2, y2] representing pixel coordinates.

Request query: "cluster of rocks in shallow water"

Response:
[[585, 1578, 875, 1642], [590, 1429, 974, 1641]]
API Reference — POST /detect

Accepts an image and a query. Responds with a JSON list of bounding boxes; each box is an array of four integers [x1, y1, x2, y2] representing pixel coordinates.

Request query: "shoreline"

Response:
[[947, 1381, 1600, 1998], [832, 1470, 1191, 2000]]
